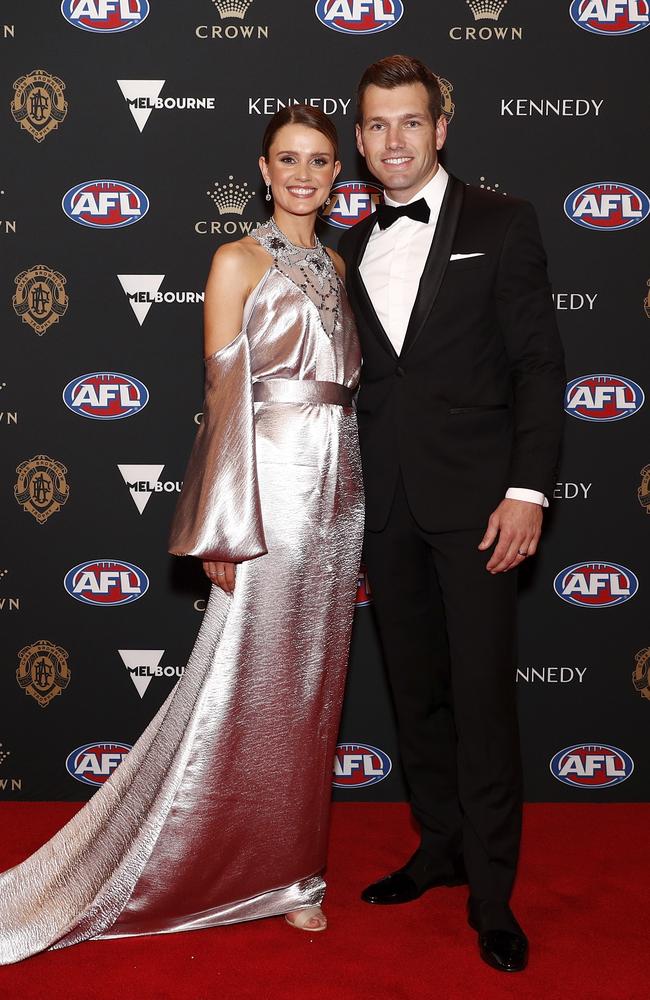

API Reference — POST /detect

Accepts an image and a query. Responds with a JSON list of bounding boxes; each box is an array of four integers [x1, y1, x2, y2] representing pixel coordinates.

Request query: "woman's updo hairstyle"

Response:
[[262, 104, 339, 162]]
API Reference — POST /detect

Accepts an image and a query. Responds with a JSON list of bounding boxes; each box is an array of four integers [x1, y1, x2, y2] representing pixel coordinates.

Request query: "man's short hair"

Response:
[[356, 54, 442, 126]]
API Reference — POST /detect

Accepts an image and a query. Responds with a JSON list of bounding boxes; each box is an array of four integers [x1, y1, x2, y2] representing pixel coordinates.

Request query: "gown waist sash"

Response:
[[252, 379, 353, 407]]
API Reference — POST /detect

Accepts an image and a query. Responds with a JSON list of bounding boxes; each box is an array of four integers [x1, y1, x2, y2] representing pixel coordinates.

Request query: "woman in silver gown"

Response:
[[0, 105, 364, 964]]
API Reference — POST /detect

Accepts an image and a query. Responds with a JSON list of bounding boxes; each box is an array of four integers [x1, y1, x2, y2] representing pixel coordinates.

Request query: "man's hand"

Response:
[[202, 560, 236, 593], [478, 498, 543, 573]]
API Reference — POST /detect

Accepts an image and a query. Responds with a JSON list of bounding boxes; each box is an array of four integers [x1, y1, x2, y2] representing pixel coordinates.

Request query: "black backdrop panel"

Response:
[[2, 1, 649, 804]]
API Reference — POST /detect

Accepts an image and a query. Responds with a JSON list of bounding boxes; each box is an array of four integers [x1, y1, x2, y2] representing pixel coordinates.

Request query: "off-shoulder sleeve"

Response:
[[168, 332, 267, 562]]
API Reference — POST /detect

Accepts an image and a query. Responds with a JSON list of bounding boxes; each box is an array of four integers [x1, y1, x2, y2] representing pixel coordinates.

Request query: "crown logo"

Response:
[[212, 0, 253, 18], [479, 176, 507, 195], [0, 743, 10, 767], [466, 0, 507, 21], [207, 176, 254, 215]]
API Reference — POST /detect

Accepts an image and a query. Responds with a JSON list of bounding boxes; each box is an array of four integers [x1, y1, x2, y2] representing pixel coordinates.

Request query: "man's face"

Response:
[[356, 82, 447, 202]]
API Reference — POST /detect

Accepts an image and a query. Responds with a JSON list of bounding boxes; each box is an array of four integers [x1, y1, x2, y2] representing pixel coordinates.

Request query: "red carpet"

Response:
[[0, 802, 647, 1000]]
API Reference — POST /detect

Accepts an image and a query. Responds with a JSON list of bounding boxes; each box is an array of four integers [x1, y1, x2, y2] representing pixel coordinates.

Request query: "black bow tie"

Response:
[[375, 197, 430, 230]]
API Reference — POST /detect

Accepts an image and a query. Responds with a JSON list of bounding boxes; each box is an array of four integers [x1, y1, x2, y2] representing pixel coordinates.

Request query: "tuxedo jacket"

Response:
[[338, 174, 567, 533]]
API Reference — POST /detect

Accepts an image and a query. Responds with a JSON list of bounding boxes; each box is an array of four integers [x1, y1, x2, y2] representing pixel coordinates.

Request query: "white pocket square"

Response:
[[450, 252, 485, 260]]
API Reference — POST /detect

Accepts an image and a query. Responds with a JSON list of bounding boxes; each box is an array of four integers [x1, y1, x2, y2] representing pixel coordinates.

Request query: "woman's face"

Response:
[[259, 123, 340, 216]]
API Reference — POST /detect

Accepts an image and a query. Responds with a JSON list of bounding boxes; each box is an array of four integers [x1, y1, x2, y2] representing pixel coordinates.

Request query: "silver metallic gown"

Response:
[[0, 220, 364, 964]]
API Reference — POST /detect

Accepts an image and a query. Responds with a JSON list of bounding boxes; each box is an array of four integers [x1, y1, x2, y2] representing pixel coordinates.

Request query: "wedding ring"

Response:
[[517, 549, 528, 557], [216, 571, 226, 576]]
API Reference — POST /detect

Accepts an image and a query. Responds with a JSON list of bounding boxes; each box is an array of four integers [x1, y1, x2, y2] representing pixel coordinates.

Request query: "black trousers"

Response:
[[364, 476, 523, 903]]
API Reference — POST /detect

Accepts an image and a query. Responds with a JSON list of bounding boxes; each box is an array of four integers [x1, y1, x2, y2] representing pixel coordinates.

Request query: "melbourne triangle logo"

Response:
[[117, 79, 165, 131], [118, 464, 164, 513], [117, 274, 164, 326], [118, 649, 164, 698]]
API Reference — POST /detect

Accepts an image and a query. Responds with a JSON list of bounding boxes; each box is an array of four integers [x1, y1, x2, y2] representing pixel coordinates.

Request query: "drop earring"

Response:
[[265, 184, 272, 202], [324, 194, 331, 206]]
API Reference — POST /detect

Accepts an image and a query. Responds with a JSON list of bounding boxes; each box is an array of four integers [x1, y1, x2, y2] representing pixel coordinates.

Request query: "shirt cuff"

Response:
[[506, 487, 548, 508]]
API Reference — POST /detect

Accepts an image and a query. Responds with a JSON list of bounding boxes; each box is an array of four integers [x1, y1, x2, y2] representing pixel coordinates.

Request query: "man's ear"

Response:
[[355, 123, 365, 158], [435, 115, 447, 152]]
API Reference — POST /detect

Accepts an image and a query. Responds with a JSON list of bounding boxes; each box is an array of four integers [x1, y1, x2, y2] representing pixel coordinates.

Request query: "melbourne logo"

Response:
[[117, 81, 216, 132], [118, 650, 185, 697], [333, 743, 392, 787], [564, 182, 649, 230], [315, 0, 404, 34], [61, 0, 149, 33], [356, 565, 372, 606], [62, 180, 149, 229], [564, 374, 644, 422], [64, 560, 149, 606], [13, 265, 68, 336], [14, 455, 69, 524], [633, 647, 650, 701], [16, 640, 71, 708], [320, 181, 383, 229], [117, 275, 204, 325], [63, 372, 149, 420], [569, 0, 649, 35], [553, 561, 638, 608], [11, 70, 67, 142], [118, 465, 182, 514], [550, 744, 634, 787], [66, 742, 132, 786]]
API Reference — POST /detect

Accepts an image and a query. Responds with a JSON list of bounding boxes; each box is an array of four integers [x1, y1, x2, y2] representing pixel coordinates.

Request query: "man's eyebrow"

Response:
[[366, 112, 428, 122]]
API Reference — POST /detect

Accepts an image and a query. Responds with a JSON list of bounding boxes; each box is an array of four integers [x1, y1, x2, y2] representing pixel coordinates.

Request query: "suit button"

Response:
[[395, 366, 406, 377]]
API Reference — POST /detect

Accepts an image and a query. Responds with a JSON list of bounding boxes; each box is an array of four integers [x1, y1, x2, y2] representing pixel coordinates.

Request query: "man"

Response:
[[338, 56, 565, 973]]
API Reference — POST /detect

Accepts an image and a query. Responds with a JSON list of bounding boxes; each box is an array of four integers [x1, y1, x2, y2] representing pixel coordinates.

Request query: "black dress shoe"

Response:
[[362, 852, 467, 905], [467, 899, 528, 973]]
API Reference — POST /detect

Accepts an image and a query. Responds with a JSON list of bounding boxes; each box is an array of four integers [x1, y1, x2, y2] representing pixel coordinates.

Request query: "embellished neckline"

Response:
[[269, 217, 318, 251], [252, 218, 341, 338]]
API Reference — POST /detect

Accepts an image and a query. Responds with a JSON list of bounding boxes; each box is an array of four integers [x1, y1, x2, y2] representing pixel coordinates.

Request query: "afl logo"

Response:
[[320, 181, 383, 229], [333, 743, 392, 788], [564, 181, 649, 231], [569, 1, 649, 35], [63, 372, 149, 420], [61, 0, 150, 33], [554, 561, 638, 608], [66, 742, 132, 786], [62, 180, 149, 229], [550, 743, 634, 787], [315, 0, 404, 34], [565, 374, 644, 422], [64, 560, 149, 606], [356, 565, 372, 607]]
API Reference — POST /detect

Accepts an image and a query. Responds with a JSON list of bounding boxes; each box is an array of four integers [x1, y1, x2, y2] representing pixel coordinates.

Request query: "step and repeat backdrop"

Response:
[[1, 1, 649, 804]]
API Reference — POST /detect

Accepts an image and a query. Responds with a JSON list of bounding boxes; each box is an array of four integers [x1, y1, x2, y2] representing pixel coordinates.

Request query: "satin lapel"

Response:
[[400, 175, 465, 358], [348, 215, 398, 360]]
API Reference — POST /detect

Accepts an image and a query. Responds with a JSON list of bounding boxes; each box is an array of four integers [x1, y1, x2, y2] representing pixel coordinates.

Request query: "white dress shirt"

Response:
[[359, 165, 547, 508]]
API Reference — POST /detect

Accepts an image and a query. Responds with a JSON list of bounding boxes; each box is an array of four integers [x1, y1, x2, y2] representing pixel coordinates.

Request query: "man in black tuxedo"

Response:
[[338, 56, 566, 973]]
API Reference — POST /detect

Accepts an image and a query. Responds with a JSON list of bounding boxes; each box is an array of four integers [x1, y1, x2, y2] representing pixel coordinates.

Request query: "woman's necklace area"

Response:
[[259, 216, 341, 337]]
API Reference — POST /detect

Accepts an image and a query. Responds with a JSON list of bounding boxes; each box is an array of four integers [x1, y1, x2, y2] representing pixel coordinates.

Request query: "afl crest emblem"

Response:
[[11, 70, 68, 142], [14, 455, 70, 523], [17, 640, 71, 707]]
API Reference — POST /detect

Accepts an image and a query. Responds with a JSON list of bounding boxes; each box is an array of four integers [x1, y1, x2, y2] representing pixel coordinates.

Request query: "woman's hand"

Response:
[[202, 560, 237, 593]]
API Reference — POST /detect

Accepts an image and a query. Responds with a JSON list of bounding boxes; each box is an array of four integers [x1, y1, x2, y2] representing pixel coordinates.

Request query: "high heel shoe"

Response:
[[285, 906, 327, 932]]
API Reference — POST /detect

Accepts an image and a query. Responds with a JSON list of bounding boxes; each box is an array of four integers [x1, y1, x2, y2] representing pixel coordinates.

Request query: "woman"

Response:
[[0, 105, 363, 963]]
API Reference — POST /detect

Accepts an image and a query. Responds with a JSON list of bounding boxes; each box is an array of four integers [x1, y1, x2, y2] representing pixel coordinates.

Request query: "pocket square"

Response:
[[449, 252, 485, 260]]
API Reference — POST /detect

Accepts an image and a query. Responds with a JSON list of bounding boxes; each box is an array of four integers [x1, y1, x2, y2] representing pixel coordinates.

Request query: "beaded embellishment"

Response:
[[252, 218, 341, 338]]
